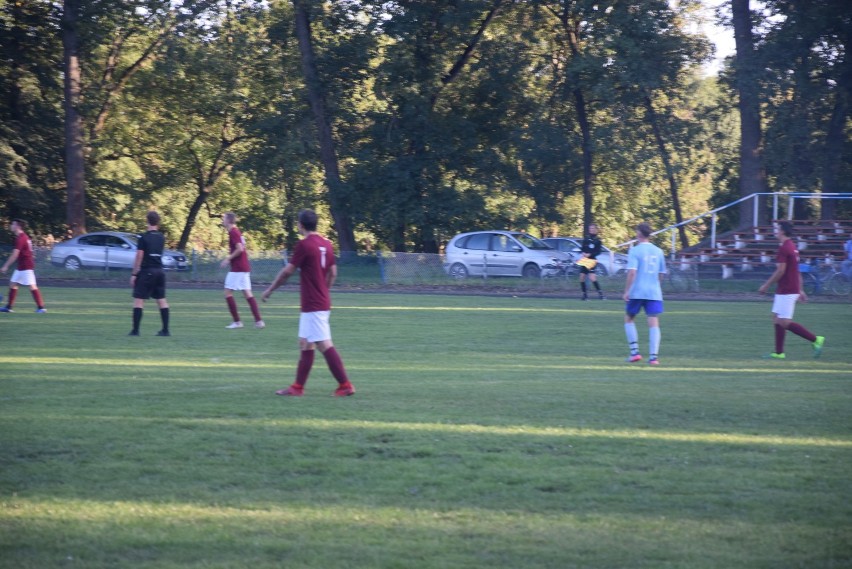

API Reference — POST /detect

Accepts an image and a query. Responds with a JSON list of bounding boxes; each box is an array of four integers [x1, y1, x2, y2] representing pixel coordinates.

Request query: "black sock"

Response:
[[132, 307, 143, 332], [160, 307, 170, 332], [581, 282, 587, 294], [593, 281, 601, 291]]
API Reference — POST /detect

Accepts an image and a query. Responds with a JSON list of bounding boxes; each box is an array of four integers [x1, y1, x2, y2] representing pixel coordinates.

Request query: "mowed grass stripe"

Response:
[[0, 287, 850, 568]]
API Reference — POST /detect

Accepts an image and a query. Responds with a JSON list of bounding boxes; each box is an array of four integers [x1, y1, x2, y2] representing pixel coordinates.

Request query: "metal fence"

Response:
[[1, 246, 849, 299]]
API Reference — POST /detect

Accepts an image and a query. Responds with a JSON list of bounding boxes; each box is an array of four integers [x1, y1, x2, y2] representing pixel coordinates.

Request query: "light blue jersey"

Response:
[[626, 242, 666, 301]]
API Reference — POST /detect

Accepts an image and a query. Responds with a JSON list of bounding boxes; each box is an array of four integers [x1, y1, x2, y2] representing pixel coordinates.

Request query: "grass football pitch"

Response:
[[1, 287, 850, 569]]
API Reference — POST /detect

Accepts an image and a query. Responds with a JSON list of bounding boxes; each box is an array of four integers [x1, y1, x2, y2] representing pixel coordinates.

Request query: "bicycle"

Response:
[[825, 270, 851, 296], [801, 262, 851, 296]]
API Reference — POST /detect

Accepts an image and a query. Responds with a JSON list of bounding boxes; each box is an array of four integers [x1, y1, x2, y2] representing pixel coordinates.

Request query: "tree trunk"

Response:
[[820, 27, 850, 221], [643, 95, 689, 249], [732, 0, 769, 229], [566, 27, 594, 230], [392, 222, 406, 253], [574, 88, 594, 231], [177, 185, 210, 252], [292, 0, 356, 253], [62, 0, 86, 236]]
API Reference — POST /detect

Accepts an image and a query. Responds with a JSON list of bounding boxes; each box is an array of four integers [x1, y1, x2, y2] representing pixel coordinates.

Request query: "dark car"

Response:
[[50, 231, 188, 271]]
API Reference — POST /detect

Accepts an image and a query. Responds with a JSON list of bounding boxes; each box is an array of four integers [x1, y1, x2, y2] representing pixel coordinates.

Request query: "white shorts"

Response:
[[299, 311, 331, 342], [10, 270, 37, 287], [224, 272, 252, 291], [771, 294, 800, 319]]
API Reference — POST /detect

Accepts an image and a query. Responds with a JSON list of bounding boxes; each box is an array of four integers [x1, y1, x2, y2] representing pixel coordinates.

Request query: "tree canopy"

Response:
[[0, 0, 849, 249]]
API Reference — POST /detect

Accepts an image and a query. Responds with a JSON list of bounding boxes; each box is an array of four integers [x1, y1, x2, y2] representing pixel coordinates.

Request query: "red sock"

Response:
[[787, 322, 816, 343], [246, 296, 262, 322], [226, 296, 240, 321], [7, 288, 18, 308], [31, 289, 45, 309], [322, 347, 350, 385], [775, 324, 786, 354], [295, 349, 315, 387]]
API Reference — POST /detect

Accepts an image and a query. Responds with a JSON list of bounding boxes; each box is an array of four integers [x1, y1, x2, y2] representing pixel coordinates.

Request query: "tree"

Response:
[[731, 0, 770, 228], [122, 1, 288, 250], [0, 0, 65, 236], [60, 0, 215, 235], [62, 0, 86, 235], [759, 0, 851, 220], [292, 0, 356, 252]]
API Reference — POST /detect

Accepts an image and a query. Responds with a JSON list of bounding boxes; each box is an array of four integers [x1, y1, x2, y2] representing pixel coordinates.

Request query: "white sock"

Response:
[[625, 322, 639, 355], [649, 326, 661, 359]]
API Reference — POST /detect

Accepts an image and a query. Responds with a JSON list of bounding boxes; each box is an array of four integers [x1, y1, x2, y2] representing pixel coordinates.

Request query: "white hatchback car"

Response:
[[444, 231, 572, 279]]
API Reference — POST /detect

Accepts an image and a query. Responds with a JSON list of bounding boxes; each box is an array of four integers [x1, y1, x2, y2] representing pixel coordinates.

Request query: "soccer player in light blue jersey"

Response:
[[622, 223, 666, 365]]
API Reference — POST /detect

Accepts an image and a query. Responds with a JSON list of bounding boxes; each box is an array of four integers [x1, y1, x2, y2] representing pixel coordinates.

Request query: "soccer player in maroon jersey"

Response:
[[261, 209, 355, 397], [758, 220, 825, 359], [0, 219, 46, 313], [219, 212, 264, 329]]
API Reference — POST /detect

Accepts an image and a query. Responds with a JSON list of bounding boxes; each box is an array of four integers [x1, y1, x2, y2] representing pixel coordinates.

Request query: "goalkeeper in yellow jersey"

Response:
[[579, 223, 605, 301]]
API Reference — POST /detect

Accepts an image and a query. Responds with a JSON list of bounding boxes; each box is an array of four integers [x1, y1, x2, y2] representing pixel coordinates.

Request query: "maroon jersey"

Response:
[[776, 238, 801, 295], [14, 232, 35, 271], [228, 227, 251, 272], [290, 234, 336, 312]]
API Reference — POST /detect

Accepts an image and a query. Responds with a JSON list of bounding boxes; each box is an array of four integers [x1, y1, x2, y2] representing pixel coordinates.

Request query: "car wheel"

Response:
[[595, 264, 608, 277], [64, 256, 82, 271], [522, 263, 541, 279], [449, 263, 469, 280]]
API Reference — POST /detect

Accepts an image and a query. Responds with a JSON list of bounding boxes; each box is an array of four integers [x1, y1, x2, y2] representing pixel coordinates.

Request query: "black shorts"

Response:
[[133, 268, 166, 300], [580, 265, 597, 275]]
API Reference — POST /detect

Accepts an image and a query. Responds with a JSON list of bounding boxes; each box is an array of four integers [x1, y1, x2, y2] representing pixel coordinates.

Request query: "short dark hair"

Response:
[[146, 211, 161, 226], [223, 212, 237, 224], [298, 209, 318, 231], [11, 218, 26, 230], [777, 220, 794, 237], [637, 222, 653, 238]]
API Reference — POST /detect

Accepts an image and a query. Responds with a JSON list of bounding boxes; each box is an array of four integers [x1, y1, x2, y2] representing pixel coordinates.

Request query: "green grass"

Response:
[[1, 287, 850, 568]]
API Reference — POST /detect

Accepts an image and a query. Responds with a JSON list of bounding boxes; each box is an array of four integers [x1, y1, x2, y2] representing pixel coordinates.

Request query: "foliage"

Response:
[[0, 0, 846, 249]]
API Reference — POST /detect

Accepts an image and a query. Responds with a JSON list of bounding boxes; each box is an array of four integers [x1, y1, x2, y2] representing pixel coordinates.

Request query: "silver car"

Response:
[[444, 231, 571, 279], [50, 231, 188, 271], [540, 237, 629, 276]]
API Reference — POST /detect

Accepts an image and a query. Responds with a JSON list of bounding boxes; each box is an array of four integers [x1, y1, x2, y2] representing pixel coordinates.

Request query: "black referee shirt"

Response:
[[581, 235, 603, 259], [138, 231, 165, 269]]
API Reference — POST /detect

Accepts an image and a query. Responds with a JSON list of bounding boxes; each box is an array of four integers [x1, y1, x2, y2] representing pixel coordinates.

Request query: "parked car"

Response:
[[444, 231, 572, 279], [50, 232, 188, 271], [540, 237, 629, 276]]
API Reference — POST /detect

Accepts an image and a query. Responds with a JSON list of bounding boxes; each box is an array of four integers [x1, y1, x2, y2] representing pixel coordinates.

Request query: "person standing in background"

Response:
[[622, 223, 666, 366], [0, 219, 46, 313], [758, 221, 824, 359], [220, 212, 264, 330], [579, 223, 605, 300], [129, 211, 170, 336]]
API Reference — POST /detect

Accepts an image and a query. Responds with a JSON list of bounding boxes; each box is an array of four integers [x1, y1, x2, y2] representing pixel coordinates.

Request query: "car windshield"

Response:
[[512, 233, 552, 250], [123, 234, 139, 246]]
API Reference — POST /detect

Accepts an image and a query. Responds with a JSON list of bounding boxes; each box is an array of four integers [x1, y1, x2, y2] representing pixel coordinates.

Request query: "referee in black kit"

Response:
[[579, 222, 605, 301], [129, 211, 171, 336]]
